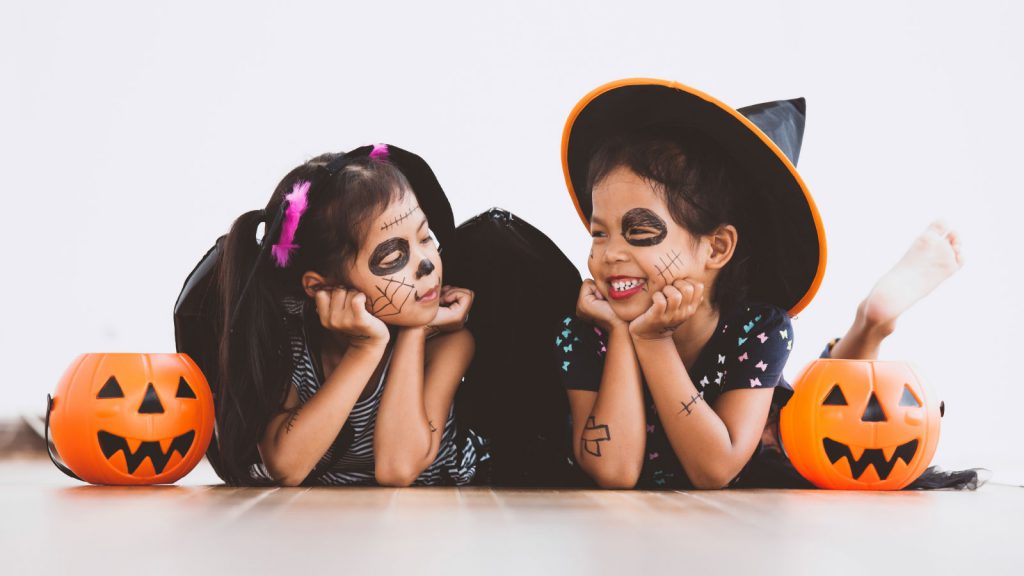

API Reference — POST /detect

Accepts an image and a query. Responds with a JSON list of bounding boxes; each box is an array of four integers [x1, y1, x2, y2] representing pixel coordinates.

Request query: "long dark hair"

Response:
[[216, 153, 410, 485], [587, 127, 753, 311]]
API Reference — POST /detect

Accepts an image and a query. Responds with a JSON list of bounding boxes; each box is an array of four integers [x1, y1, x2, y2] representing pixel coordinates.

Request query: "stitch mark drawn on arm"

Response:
[[581, 416, 611, 457], [284, 407, 301, 433], [677, 393, 702, 416]]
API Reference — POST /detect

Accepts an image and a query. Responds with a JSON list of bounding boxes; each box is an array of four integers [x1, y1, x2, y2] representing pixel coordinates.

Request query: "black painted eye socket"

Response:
[[176, 377, 197, 399], [899, 385, 922, 407], [823, 384, 848, 406], [97, 376, 125, 399]]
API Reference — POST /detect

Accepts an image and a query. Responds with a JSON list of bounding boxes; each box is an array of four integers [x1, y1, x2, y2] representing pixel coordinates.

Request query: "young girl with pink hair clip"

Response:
[[213, 144, 484, 487]]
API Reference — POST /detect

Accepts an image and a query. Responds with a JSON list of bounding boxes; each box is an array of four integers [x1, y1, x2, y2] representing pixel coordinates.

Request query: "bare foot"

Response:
[[860, 220, 964, 334]]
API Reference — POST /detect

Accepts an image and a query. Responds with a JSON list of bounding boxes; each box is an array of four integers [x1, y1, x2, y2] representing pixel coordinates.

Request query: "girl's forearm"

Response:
[[578, 326, 647, 488], [632, 338, 743, 489], [373, 327, 436, 485], [262, 340, 387, 486]]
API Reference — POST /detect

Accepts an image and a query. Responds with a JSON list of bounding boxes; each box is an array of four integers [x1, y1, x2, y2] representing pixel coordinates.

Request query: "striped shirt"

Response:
[[254, 297, 484, 486]]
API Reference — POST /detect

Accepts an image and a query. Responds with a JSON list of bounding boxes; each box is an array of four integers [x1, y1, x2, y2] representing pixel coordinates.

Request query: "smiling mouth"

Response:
[[607, 277, 646, 300], [97, 430, 196, 475], [822, 437, 919, 480]]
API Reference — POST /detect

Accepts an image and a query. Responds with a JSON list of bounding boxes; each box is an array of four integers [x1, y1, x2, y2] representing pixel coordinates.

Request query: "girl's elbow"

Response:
[[690, 468, 736, 490], [277, 472, 308, 487], [265, 457, 310, 487], [589, 463, 641, 490], [375, 462, 421, 487], [595, 473, 640, 490]]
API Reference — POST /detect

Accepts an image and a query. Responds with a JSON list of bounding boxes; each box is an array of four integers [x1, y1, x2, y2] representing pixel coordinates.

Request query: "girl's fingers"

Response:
[[651, 291, 668, 314], [663, 285, 684, 311], [670, 279, 702, 306], [350, 291, 367, 314], [442, 288, 471, 306], [314, 291, 332, 327], [329, 288, 350, 325], [340, 287, 353, 310]]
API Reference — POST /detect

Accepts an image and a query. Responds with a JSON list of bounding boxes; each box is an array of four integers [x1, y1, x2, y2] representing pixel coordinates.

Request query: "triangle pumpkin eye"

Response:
[[822, 384, 848, 406], [176, 377, 197, 399], [899, 385, 922, 407], [97, 376, 125, 399]]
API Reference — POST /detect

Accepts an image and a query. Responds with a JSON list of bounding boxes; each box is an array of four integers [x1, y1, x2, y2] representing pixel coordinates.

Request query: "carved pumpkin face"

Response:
[[780, 359, 941, 490], [50, 353, 214, 485]]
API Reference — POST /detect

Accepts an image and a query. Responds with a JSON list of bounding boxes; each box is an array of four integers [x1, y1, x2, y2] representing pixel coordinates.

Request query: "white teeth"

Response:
[[611, 279, 643, 292]]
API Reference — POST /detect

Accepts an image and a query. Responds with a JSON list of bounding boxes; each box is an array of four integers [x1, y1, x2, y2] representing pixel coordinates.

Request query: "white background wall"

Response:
[[2, 0, 1021, 483]]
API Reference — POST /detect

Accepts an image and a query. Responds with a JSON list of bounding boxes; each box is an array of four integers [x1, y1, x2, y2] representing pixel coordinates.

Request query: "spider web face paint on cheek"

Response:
[[371, 276, 415, 317]]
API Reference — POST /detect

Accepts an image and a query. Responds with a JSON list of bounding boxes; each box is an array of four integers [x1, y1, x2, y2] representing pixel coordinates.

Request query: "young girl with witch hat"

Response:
[[208, 144, 486, 487], [556, 79, 975, 489]]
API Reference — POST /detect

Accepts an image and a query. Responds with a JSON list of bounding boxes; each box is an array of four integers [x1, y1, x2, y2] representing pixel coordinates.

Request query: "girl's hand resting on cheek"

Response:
[[428, 285, 474, 334], [629, 279, 704, 341], [577, 279, 627, 332], [314, 286, 391, 345]]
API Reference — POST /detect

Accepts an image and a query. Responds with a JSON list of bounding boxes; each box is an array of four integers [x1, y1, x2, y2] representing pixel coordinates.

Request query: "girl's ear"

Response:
[[301, 271, 328, 299], [705, 224, 738, 270]]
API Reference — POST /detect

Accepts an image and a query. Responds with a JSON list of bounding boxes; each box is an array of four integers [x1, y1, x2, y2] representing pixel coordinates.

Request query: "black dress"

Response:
[[555, 301, 813, 489]]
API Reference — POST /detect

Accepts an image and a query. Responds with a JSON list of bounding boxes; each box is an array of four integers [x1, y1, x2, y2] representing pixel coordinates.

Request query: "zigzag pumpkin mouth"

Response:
[[822, 437, 919, 480], [97, 430, 195, 475]]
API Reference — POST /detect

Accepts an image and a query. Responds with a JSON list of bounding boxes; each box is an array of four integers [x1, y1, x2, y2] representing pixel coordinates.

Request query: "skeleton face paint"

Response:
[[369, 238, 410, 277], [341, 192, 443, 327], [621, 208, 667, 247]]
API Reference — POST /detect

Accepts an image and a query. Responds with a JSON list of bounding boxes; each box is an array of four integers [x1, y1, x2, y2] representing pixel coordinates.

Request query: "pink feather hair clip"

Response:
[[271, 180, 311, 268], [369, 143, 389, 160]]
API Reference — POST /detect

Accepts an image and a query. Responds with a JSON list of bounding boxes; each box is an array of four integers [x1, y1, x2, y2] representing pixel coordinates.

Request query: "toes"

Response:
[[948, 231, 965, 266], [939, 226, 965, 266], [926, 219, 950, 237]]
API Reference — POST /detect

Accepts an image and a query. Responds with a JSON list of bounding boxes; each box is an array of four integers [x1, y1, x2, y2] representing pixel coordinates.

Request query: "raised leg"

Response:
[[829, 221, 963, 360]]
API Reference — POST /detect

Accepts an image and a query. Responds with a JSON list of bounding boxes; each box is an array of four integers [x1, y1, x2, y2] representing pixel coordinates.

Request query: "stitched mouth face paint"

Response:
[[369, 238, 410, 277], [621, 208, 667, 247]]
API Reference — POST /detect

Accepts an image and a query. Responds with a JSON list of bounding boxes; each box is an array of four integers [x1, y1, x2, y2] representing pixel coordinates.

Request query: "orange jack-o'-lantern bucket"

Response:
[[47, 353, 215, 485], [780, 359, 942, 490]]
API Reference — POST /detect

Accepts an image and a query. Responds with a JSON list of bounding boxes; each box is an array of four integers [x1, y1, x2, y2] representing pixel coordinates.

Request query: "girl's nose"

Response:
[[603, 235, 630, 263], [416, 258, 435, 279]]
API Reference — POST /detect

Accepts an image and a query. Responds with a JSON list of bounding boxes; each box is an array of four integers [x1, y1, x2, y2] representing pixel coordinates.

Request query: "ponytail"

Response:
[[212, 152, 414, 485], [216, 207, 292, 485]]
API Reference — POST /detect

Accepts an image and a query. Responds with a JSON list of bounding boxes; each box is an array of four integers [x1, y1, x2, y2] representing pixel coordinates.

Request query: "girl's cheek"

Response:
[[587, 247, 602, 279]]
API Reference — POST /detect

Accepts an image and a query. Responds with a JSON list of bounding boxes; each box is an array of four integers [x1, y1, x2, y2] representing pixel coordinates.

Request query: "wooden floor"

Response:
[[1, 457, 1018, 575]]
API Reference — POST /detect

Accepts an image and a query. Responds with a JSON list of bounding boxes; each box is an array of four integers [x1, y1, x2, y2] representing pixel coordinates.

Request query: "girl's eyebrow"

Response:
[[417, 217, 428, 232]]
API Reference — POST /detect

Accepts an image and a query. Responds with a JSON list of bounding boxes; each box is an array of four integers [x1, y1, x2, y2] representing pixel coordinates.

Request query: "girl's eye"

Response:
[[591, 231, 607, 239], [380, 252, 402, 266], [628, 228, 656, 237]]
